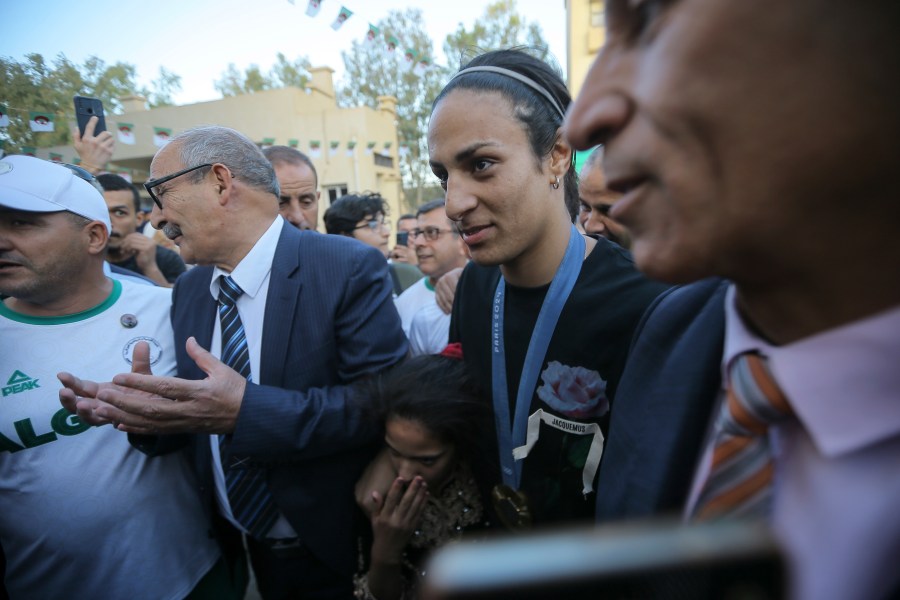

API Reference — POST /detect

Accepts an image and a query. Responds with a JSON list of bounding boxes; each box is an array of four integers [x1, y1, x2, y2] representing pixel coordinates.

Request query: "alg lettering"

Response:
[[0, 409, 90, 454]]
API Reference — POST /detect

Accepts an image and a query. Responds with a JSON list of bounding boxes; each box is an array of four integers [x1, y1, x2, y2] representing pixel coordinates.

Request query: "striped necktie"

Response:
[[692, 352, 794, 521], [217, 275, 279, 539]]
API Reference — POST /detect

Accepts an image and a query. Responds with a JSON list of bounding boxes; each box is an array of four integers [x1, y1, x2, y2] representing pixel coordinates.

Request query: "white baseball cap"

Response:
[[0, 155, 111, 233]]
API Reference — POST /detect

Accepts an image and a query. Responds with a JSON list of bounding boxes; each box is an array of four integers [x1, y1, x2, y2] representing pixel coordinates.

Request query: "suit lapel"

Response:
[[259, 225, 303, 386]]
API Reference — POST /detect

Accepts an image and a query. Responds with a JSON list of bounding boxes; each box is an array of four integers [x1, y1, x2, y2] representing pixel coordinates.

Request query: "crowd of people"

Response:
[[1, 2, 898, 599]]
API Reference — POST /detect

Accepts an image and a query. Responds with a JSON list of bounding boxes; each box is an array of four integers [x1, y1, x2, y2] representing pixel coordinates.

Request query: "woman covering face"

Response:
[[428, 49, 670, 530]]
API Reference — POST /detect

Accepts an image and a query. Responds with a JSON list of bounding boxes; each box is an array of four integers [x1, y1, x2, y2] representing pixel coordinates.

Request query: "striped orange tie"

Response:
[[692, 352, 794, 521]]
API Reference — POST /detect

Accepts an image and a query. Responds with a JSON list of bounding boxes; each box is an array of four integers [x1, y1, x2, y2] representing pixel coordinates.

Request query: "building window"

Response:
[[326, 185, 349, 205], [374, 153, 394, 168], [590, 0, 605, 28]]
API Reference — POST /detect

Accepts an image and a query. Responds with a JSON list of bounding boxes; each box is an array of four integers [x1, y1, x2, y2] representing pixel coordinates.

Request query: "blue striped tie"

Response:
[[692, 352, 794, 521], [218, 275, 279, 539]]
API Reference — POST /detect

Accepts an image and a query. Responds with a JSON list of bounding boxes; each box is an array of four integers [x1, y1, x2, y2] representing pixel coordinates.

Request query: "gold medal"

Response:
[[491, 484, 533, 530]]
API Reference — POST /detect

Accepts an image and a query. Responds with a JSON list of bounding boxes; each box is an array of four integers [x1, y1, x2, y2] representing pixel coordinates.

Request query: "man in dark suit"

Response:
[[61, 126, 408, 599], [564, 2, 900, 599]]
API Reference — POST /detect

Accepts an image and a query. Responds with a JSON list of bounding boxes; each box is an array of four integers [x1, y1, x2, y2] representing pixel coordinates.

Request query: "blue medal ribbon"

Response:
[[491, 225, 585, 489]]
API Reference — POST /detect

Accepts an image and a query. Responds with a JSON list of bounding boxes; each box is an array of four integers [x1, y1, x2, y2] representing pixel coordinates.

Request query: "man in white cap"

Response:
[[0, 155, 233, 599]]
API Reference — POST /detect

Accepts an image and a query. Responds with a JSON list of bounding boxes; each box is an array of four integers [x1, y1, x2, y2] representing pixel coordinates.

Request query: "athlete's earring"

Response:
[[551, 175, 560, 190]]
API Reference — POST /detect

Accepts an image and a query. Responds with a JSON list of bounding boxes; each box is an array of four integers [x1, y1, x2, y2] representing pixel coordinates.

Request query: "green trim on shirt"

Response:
[[0, 279, 122, 325], [424, 278, 435, 292]]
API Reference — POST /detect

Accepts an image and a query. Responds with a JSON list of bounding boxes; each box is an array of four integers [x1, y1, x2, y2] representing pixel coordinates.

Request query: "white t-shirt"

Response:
[[394, 277, 434, 337], [0, 279, 219, 600], [409, 301, 451, 356]]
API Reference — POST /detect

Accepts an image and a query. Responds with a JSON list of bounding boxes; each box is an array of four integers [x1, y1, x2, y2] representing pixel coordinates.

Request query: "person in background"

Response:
[[324, 192, 422, 296], [577, 147, 630, 248], [564, 2, 900, 599], [429, 48, 669, 528], [98, 173, 186, 286], [390, 213, 419, 266], [263, 146, 320, 231]]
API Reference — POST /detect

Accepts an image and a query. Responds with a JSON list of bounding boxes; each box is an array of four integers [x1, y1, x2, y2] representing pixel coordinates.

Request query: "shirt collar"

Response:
[[209, 216, 284, 300], [723, 285, 900, 458]]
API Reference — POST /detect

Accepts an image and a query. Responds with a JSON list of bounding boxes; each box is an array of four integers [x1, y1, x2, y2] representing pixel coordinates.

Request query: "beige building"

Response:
[[566, 0, 607, 99], [40, 67, 402, 231]]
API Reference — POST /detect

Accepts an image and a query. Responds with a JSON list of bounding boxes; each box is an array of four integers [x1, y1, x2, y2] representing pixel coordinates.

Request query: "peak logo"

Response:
[[3, 371, 41, 397]]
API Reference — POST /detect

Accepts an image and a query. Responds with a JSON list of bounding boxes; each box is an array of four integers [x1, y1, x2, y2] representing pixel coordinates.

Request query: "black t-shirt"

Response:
[[112, 245, 186, 284], [450, 237, 670, 526]]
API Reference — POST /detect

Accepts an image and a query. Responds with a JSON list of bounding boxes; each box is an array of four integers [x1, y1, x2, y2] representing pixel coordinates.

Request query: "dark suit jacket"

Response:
[[595, 278, 729, 521], [135, 224, 407, 578]]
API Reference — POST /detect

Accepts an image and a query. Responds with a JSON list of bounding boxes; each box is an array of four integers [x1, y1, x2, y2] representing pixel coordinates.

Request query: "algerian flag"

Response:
[[153, 126, 172, 148], [117, 123, 136, 145], [309, 140, 322, 158], [346, 141, 356, 157], [382, 142, 392, 155], [288, 139, 299, 148], [118, 170, 133, 183], [365, 23, 380, 45], [305, 0, 322, 17], [399, 143, 410, 158], [49, 153, 63, 163], [72, 157, 82, 165], [21, 146, 37, 157], [385, 34, 400, 57], [331, 6, 352, 30], [329, 140, 340, 156], [365, 141, 376, 155], [260, 137, 275, 149], [29, 112, 54, 132], [0, 105, 9, 127], [415, 57, 432, 77], [402, 48, 418, 73]]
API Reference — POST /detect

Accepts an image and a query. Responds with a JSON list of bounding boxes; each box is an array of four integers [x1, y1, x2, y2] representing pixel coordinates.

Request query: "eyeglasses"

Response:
[[354, 217, 391, 231], [62, 163, 104, 194], [143, 163, 213, 209], [411, 226, 455, 241]]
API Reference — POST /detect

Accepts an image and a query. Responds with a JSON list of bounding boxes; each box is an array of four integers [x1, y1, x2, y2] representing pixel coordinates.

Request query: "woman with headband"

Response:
[[428, 48, 669, 529]]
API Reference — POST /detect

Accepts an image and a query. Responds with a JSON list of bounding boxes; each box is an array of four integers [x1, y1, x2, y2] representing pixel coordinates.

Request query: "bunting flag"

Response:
[[402, 48, 418, 73], [49, 153, 63, 163], [29, 112, 54, 132], [0, 105, 9, 127], [399, 142, 410, 158], [331, 6, 353, 30], [346, 141, 356, 157], [72, 157, 82, 165], [153, 126, 172, 148], [117, 123, 136, 145], [117, 170, 133, 183], [309, 140, 322, 158], [382, 141, 392, 155], [385, 34, 400, 56], [260, 137, 275, 149], [415, 56, 432, 77], [365, 141, 376, 155], [329, 140, 340, 156], [21, 146, 37, 157], [305, 0, 322, 17], [288, 139, 299, 148], [365, 23, 380, 45]]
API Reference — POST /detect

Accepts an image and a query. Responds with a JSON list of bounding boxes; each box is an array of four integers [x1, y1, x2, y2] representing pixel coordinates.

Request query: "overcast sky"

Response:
[[2, 0, 567, 106]]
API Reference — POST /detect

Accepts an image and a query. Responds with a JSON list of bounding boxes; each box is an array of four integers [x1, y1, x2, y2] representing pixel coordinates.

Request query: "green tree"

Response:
[[143, 67, 182, 108], [0, 53, 178, 152], [338, 8, 449, 211], [443, 0, 550, 67], [214, 53, 311, 97]]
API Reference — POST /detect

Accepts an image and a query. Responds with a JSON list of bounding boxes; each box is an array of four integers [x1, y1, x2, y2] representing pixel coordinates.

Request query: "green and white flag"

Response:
[[305, 0, 322, 17], [72, 157, 82, 165], [288, 139, 299, 148], [118, 170, 133, 183], [153, 126, 172, 148], [329, 140, 340, 156], [402, 48, 418, 73], [260, 137, 276, 149], [346, 141, 357, 157], [21, 146, 37, 157], [415, 56, 432, 77], [28, 112, 54, 132], [49, 152, 63, 163], [0, 105, 9, 127], [399, 142, 410, 158], [117, 123, 136, 145], [365, 141, 376, 156], [365, 23, 380, 45], [331, 6, 352, 30], [309, 140, 322, 158], [385, 34, 400, 57], [382, 141, 392, 155]]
